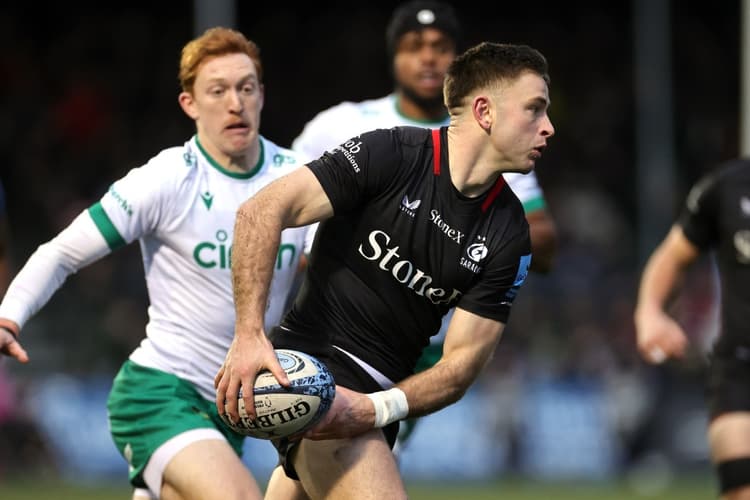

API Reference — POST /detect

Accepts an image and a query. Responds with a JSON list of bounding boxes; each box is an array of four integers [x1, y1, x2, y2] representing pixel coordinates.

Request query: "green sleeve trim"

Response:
[[88, 202, 127, 251], [522, 197, 546, 214]]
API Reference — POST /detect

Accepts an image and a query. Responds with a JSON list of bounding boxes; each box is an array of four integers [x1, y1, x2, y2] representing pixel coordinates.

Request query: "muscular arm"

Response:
[[305, 308, 504, 438], [398, 308, 504, 416], [526, 208, 557, 273], [232, 165, 331, 334], [215, 166, 333, 420], [634, 225, 700, 363]]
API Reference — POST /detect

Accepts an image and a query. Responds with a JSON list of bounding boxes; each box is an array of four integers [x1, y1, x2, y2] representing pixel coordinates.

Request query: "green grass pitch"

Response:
[[0, 475, 717, 499]]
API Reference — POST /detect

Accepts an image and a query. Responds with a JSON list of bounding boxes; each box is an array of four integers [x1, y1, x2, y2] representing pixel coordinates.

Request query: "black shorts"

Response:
[[268, 326, 400, 480], [706, 351, 750, 420]]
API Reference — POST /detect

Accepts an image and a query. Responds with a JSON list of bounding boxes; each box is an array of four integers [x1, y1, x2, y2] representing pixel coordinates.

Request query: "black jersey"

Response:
[[283, 126, 531, 382], [678, 159, 750, 356]]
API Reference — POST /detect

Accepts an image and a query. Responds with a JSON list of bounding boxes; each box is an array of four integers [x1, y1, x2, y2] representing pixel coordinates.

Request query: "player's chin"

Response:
[[416, 86, 443, 98], [508, 160, 535, 174], [522, 153, 542, 171], [224, 134, 255, 154], [408, 84, 443, 102]]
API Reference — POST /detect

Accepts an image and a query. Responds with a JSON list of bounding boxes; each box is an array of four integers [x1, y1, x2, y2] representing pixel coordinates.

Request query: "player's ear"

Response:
[[258, 83, 265, 112], [178, 91, 199, 120], [472, 95, 492, 132]]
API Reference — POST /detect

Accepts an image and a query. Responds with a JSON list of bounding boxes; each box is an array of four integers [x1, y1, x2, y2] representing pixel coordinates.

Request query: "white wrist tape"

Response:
[[367, 388, 409, 428]]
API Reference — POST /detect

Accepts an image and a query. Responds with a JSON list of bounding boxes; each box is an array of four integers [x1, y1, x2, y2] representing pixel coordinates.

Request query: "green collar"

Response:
[[195, 135, 264, 179]]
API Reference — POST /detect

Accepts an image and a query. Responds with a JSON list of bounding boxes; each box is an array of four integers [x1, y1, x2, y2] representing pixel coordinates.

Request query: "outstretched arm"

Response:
[[0, 211, 112, 363], [634, 225, 700, 363], [215, 166, 333, 422]]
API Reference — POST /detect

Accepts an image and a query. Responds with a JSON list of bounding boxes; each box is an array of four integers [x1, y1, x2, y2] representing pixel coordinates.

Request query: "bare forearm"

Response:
[[308, 358, 483, 440], [635, 228, 698, 319], [398, 340, 497, 418], [397, 362, 472, 418], [232, 195, 284, 335]]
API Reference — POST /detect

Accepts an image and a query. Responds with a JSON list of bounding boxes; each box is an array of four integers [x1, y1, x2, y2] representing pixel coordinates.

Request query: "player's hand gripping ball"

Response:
[[221, 349, 335, 439]]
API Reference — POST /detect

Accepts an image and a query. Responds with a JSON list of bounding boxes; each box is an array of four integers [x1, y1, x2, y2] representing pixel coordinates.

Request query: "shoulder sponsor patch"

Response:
[[502, 253, 532, 303]]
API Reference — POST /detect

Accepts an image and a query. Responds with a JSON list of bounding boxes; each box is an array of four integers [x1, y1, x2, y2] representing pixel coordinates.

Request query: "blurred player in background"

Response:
[[217, 41, 554, 499], [634, 160, 750, 499], [0, 27, 311, 500], [292, 0, 558, 453]]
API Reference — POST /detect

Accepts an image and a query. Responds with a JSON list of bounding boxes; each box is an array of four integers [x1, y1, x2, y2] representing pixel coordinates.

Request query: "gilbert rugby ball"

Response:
[[222, 349, 335, 439]]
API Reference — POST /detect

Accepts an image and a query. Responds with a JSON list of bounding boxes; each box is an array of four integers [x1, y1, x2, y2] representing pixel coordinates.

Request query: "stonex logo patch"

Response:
[[429, 210, 464, 244], [358, 229, 462, 306]]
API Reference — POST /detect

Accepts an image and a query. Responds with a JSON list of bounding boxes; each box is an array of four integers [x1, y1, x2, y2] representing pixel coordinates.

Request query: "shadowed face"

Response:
[[393, 28, 455, 105]]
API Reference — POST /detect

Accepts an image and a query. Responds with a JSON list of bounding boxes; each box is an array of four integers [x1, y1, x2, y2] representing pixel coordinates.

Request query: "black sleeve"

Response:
[[457, 223, 532, 323], [678, 169, 720, 250], [306, 129, 403, 215]]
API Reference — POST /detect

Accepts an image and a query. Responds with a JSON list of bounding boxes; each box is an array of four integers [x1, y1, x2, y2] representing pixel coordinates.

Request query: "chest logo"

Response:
[[460, 236, 488, 274], [201, 191, 214, 210], [400, 195, 421, 217], [429, 209, 464, 244], [358, 229, 462, 306], [466, 236, 489, 263]]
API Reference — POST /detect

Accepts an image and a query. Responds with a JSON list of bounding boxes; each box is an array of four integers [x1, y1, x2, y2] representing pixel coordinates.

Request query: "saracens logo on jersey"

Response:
[[460, 236, 489, 274], [358, 229, 462, 306]]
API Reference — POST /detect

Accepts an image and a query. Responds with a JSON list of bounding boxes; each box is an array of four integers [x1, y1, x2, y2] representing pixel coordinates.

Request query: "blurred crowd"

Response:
[[0, 1, 741, 482]]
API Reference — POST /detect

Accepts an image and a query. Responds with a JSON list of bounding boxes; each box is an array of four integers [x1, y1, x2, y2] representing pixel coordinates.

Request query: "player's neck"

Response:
[[446, 126, 506, 198], [196, 134, 261, 174]]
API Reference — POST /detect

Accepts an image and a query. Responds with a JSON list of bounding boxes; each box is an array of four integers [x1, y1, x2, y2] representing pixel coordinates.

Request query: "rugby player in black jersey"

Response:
[[635, 160, 750, 499], [216, 41, 554, 499]]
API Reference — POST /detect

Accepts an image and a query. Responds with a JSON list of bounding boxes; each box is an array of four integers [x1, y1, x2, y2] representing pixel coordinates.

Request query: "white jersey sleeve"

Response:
[[504, 171, 547, 213], [0, 149, 185, 330], [96, 148, 189, 245]]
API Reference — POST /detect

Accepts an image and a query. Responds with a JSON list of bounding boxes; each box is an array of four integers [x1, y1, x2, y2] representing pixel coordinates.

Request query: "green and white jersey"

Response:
[[292, 93, 546, 211], [0, 135, 309, 401]]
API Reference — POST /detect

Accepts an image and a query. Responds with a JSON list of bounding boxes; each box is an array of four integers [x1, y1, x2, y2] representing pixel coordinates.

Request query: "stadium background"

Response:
[[0, 0, 740, 497]]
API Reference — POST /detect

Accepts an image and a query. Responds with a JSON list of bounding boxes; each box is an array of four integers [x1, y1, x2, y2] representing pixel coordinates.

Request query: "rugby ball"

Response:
[[221, 349, 335, 439]]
